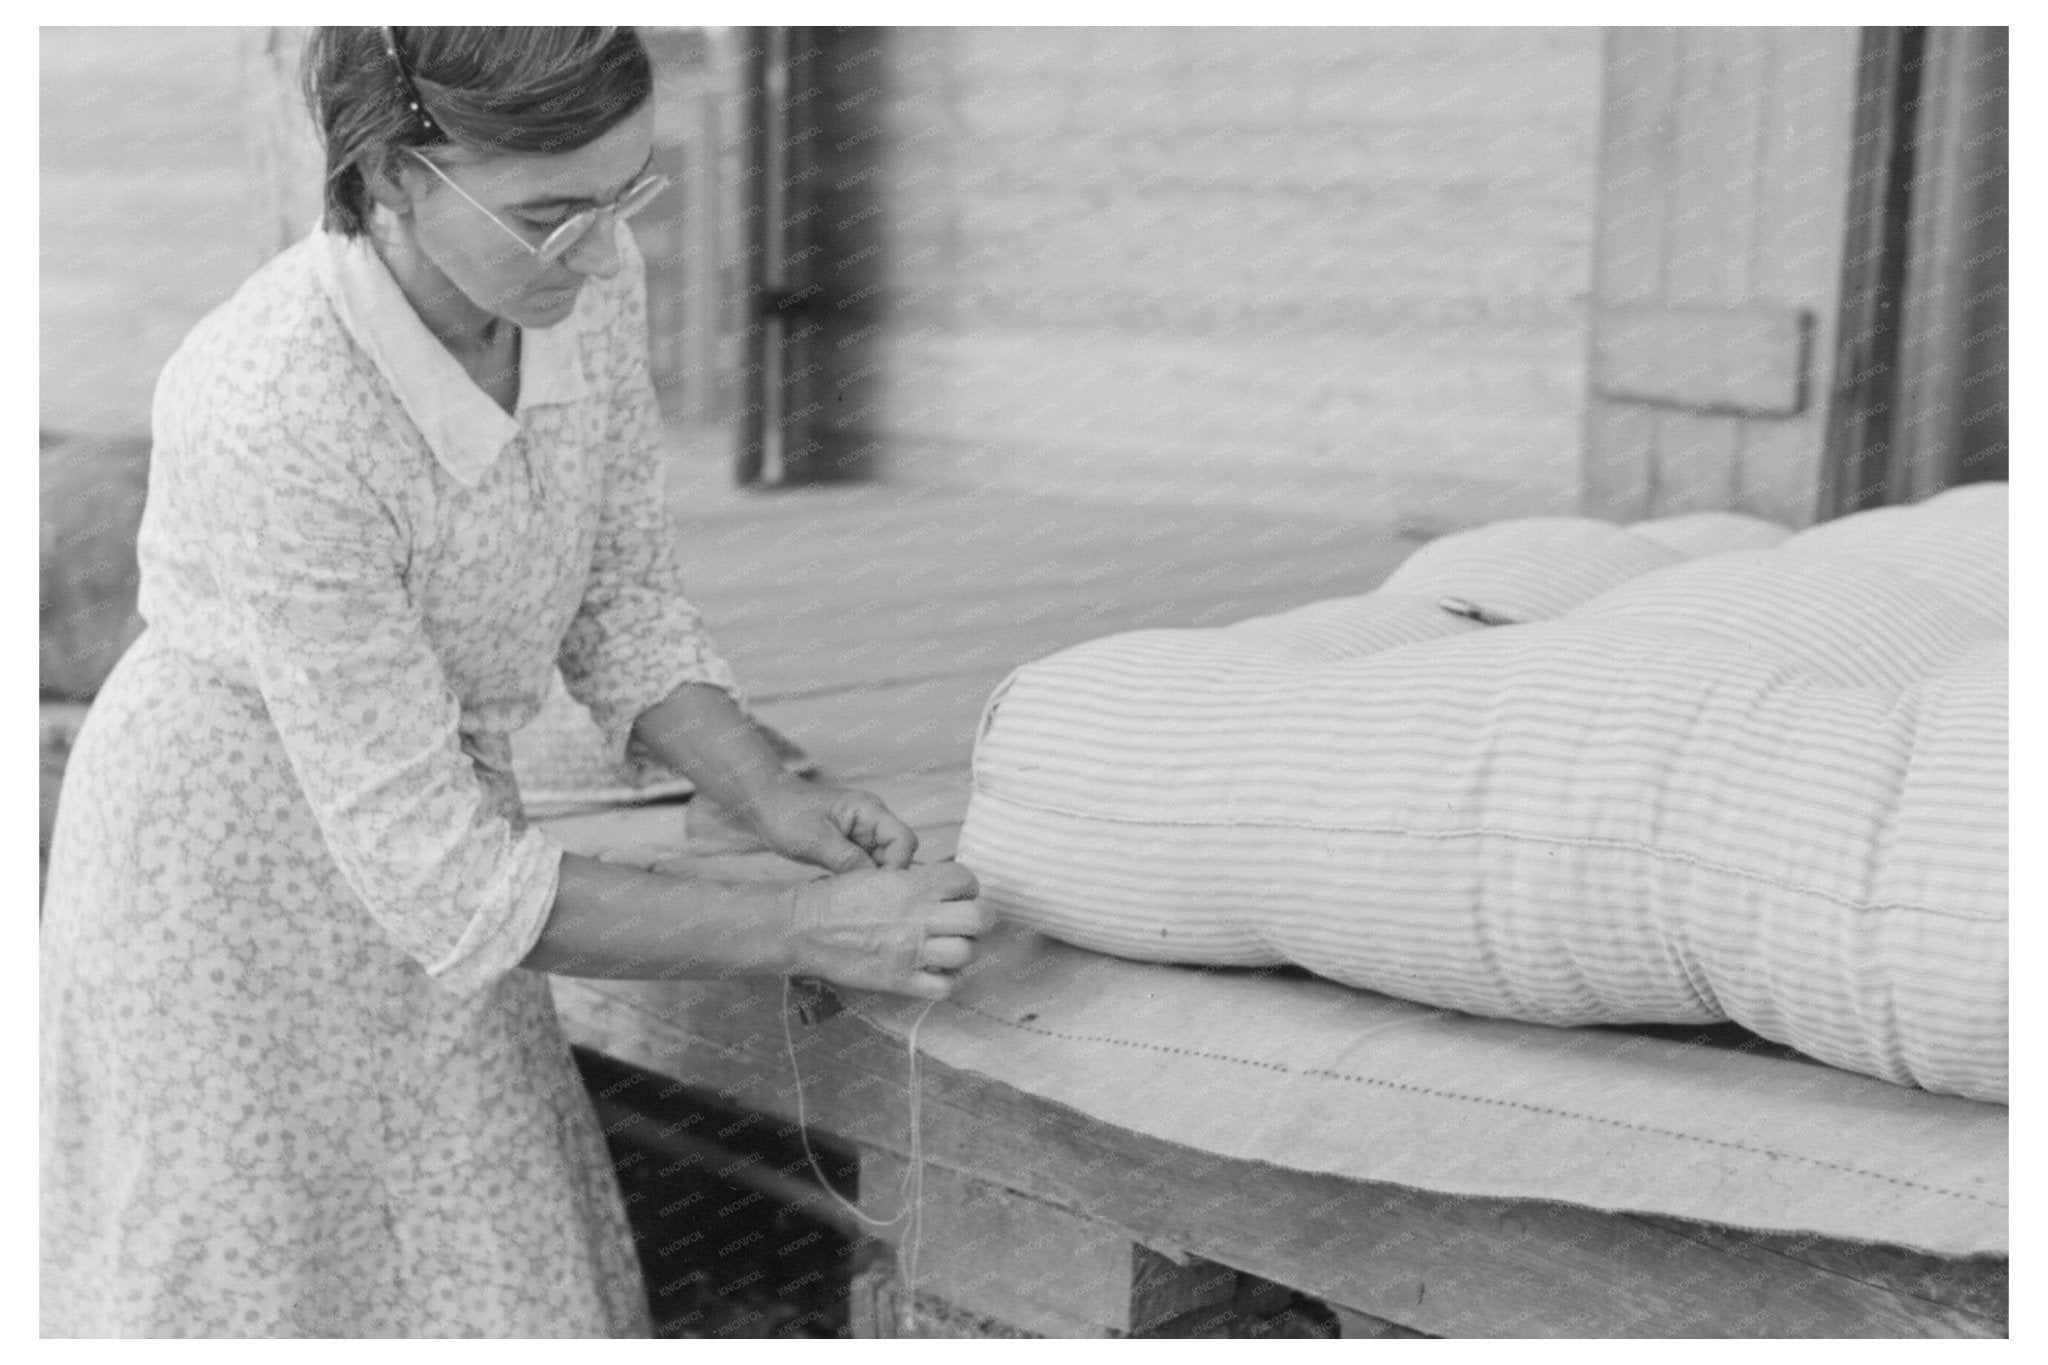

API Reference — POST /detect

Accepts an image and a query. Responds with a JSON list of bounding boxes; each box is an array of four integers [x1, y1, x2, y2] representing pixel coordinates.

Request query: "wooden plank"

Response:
[[850, 1263, 1038, 1339], [1588, 28, 1682, 306], [1583, 402, 1659, 522], [1663, 28, 1772, 307], [1648, 28, 1771, 518], [548, 979, 2005, 1338], [1582, 27, 1681, 519], [859, 1149, 1236, 1337], [1592, 304, 1811, 416], [1648, 410, 1746, 514], [1629, 1215, 2007, 1326], [1817, 27, 1916, 522], [1890, 26, 2009, 501], [1735, 28, 1858, 525], [1332, 1306, 1432, 1339]]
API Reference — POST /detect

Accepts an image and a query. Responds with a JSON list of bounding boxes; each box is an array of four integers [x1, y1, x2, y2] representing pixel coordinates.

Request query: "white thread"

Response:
[[779, 978, 938, 1331]]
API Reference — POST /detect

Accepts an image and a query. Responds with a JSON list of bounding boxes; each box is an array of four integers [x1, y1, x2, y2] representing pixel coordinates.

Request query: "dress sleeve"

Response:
[[556, 225, 745, 768], [198, 415, 563, 998]]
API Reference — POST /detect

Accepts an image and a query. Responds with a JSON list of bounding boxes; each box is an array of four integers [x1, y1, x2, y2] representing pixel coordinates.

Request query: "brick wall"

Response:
[[845, 28, 1605, 525]]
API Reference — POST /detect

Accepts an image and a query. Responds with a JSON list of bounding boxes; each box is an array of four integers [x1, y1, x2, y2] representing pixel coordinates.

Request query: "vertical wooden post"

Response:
[[1821, 26, 2007, 518], [781, 27, 890, 486], [736, 27, 891, 487], [1894, 27, 2008, 496], [1817, 28, 1920, 520], [735, 27, 777, 486]]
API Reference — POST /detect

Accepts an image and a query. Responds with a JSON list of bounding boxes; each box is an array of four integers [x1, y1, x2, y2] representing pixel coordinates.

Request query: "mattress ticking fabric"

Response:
[[957, 484, 2008, 1104]]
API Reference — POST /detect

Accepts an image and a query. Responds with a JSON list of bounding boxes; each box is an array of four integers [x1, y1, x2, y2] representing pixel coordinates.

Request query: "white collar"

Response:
[[309, 225, 595, 487]]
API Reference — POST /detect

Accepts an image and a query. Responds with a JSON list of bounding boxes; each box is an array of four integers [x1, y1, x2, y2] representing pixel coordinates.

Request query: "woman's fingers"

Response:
[[923, 860, 980, 902], [926, 896, 991, 940], [918, 935, 975, 972], [817, 837, 871, 873], [866, 808, 919, 869], [830, 787, 920, 869], [907, 970, 960, 1000]]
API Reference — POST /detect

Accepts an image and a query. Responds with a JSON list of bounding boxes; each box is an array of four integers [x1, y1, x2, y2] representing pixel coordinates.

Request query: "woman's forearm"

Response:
[[630, 682, 799, 821], [520, 851, 800, 982]]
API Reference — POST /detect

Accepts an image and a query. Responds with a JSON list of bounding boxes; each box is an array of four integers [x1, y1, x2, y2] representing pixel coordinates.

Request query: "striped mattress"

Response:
[[957, 484, 2008, 1103]]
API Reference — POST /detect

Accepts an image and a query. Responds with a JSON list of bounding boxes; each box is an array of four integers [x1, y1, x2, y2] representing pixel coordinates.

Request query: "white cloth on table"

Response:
[[40, 219, 738, 1336]]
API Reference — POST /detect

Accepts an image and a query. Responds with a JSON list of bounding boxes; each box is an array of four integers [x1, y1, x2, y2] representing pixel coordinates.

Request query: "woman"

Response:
[[40, 27, 983, 1337]]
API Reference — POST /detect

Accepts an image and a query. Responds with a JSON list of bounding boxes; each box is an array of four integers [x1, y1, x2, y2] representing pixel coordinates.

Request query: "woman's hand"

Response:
[[631, 688, 920, 873], [788, 862, 987, 1000], [746, 775, 920, 873]]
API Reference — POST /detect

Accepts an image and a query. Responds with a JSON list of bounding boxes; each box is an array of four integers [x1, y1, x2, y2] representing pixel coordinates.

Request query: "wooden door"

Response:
[[1581, 29, 1860, 527]]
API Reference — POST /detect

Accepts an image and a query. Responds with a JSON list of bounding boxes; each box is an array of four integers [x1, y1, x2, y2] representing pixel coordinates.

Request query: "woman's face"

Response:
[[380, 102, 656, 334]]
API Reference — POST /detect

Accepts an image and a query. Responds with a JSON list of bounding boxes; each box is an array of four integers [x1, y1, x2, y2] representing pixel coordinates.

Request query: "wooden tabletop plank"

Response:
[[550, 977, 2003, 1338]]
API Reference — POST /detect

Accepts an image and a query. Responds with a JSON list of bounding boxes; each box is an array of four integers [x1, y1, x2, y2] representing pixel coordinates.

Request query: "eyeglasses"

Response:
[[403, 147, 671, 264]]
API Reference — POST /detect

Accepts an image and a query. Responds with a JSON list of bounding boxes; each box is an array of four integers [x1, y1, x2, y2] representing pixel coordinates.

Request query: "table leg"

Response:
[[854, 1148, 1238, 1337]]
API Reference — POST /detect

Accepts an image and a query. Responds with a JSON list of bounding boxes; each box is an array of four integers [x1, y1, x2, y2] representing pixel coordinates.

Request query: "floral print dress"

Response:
[[40, 219, 741, 1336]]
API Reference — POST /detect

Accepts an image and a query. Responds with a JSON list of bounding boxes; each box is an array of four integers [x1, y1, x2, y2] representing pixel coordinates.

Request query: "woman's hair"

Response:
[[300, 26, 653, 237]]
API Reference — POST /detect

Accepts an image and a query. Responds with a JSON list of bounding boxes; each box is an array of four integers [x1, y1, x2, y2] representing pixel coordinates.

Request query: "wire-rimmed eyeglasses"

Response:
[[402, 147, 671, 265]]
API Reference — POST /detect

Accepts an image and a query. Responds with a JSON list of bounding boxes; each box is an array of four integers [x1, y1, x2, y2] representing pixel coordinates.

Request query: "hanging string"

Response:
[[779, 977, 938, 1330]]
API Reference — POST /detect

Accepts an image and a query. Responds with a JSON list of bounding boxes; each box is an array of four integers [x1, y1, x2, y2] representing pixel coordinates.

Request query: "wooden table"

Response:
[[546, 478, 2007, 1338]]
